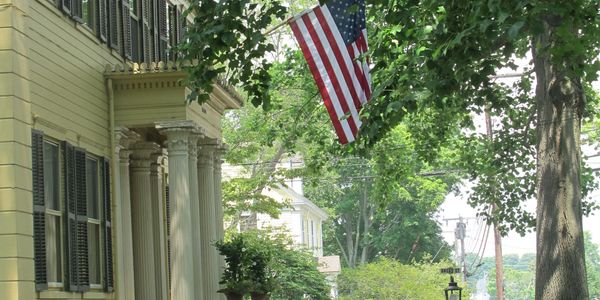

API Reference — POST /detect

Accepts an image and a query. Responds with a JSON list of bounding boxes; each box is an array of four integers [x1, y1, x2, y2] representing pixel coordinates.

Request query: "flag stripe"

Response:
[[348, 43, 371, 103], [316, 6, 366, 108], [289, 0, 371, 144], [290, 17, 351, 144], [300, 12, 359, 139]]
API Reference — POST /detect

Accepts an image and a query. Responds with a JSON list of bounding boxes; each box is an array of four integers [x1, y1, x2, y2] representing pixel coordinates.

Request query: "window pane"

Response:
[[43, 142, 60, 210], [88, 223, 101, 285], [86, 158, 99, 219], [82, 0, 95, 29], [46, 214, 62, 283]]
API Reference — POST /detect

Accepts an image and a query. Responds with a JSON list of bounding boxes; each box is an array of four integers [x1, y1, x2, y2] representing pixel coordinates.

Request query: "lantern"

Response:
[[444, 276, 462, 300]]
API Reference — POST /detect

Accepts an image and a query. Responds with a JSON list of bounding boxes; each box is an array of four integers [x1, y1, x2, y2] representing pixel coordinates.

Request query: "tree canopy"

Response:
[[181, 0, 600, 298]]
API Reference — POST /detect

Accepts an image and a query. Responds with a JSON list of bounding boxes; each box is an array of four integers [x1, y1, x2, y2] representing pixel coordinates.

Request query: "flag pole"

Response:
[[263, 6, 318, 36], [264, 15, 295, 36]]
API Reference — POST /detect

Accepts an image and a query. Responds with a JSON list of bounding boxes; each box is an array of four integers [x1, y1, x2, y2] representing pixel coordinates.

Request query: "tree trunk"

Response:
[[532, 18, 588, 299]]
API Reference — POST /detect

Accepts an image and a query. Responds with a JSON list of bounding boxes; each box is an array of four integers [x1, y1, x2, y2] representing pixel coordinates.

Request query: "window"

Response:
[[43, 141, 62, 284], [31, 130, 113, 292], [82, 0, 96, 32], [86, 157, 103, 286]]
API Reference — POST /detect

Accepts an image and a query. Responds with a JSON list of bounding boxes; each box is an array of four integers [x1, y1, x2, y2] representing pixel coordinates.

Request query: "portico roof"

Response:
[[104, 62, 243, 139]]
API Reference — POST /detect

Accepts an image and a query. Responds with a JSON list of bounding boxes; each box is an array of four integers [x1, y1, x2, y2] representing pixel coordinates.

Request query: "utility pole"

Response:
[[444, 216, 469, 282], [485, 108, 505, 300]]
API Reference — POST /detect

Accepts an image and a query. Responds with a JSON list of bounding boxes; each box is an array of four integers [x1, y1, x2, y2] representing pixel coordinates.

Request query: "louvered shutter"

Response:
[[131, 16, 141, 62], [177, 7, 185, 44], [157, 0, 167, 61], [165, 185, 171, 291], [63, 142, 79, 292], [32, 130, 48, 291], [108, 0, 120, 50], [72, 0, 83, 22], [151, 0, 159, 62], [122, 0, 132, 59], [141, 0, 152, 63], [98, 0, 108, 42], [101, 158, 114, 292], [74, 148, 89, 292], [61, 0, 72, 15], [167, 4, 176, 61]]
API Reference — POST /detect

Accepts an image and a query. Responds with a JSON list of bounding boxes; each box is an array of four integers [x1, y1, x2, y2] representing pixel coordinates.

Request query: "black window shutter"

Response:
[[32, 130, 48, 291], [141, 0, 152, 63], [165, 185, 171, 291], [177, 7, 185, 44], [101, 158, 114, 292], [151, 0, 159, 61], [167, 4, 176, 61], [61, 0, 72, 15], [131, 16, 141, 62], [72, 0, 83, 22], [157, 0, 167, 61], [63, 142, 79, 292], [108, 0, 120, 50], [74, 148, 89, 292], [121, 0, 132, 59], [98, 0, 108, 42]]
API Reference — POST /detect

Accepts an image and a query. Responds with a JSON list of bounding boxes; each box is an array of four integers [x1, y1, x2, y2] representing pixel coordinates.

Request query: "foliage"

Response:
[[178, 0, 286, 107], [215, 230, 331, 298], [484, 254, 535, 300], [305, 124, 457, 267], [338, 257, 470, 300], [585, 232, 600, 299]]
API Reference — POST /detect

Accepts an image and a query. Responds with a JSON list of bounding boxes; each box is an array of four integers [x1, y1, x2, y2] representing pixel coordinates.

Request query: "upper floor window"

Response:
[[82, 0, 96, 32]]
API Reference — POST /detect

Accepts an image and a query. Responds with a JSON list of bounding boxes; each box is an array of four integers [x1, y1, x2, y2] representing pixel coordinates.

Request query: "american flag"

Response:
[[289, 0, 371, 144]]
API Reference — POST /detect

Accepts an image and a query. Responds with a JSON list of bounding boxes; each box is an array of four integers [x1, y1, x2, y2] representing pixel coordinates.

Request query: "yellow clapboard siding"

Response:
[[0, 73, 30, 100], [0, 28, 28, 57], [29, 45, 106, 96], [32, 97, 109, 145], [0, 211, 32, 236], [0, 235, 33, 258], [0, 5, 27, 34], [0, 188, 32, 213], [0, 281, 36, 300], [29, 2, 121, 67], [0, 257, 34, 281], [0, 96, 32, 123], [0, 50, 29, 79], [29, 72, 107, 128], [0, 164, 32, 190], [29, 60, 107, 114], [0, 141, 30, 168], [0, 118, 30, 145]]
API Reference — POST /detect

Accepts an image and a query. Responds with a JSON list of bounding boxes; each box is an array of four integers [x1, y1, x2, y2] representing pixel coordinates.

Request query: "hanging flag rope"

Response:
[[289, 0, 372, 144]]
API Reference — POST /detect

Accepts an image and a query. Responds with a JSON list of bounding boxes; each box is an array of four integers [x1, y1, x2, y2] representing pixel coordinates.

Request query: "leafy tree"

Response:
[[585, 232, 600, 299], [304, 125, 456, 267], [338, 257, 470, 300], [182, 0, 600, 297], [360, 1, 600, 297]]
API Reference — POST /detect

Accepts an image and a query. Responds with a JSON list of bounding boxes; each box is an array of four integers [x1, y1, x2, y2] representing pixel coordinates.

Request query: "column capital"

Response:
[[130, 142, 162, 169], [157, 121, 205, 153], [115, 127, 141, 153], [150, 149, 167, 177]]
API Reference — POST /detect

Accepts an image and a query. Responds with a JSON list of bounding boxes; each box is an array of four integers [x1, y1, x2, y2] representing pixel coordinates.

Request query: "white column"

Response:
[[151, 151, 169, 300], [130, 142, 161, 300], [198, 141, 219, 299], [115, 128, 139, 300], [187, 133, 205, 300], [157, 122, 196, 300], [213, 144, 225, 242], [213, 144, 226, 300]]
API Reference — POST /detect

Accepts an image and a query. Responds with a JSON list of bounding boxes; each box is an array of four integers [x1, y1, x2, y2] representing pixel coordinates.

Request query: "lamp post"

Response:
[[444, 276, 462, 300]]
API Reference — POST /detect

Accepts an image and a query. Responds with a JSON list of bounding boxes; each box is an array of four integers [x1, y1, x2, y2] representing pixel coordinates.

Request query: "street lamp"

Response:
[[444, 276, 462, 300]]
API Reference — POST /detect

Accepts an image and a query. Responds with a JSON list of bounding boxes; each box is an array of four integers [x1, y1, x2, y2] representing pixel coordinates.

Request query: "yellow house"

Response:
[[0, 0, 241, 299]]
